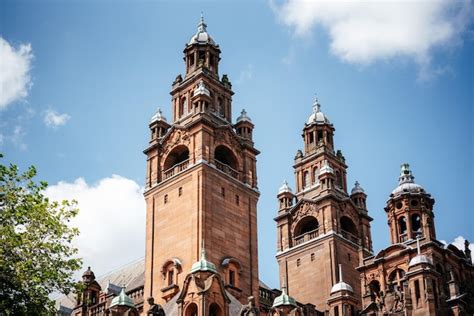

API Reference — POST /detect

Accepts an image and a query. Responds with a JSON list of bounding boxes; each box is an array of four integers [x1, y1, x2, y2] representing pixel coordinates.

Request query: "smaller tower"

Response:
[[235, 109, 254, 141], [327, 265, 358, 316], [109, 287, 138, 316], [385, 164, 436, 244], [271, 283, 300, 316], [74, 267, 101, 313]]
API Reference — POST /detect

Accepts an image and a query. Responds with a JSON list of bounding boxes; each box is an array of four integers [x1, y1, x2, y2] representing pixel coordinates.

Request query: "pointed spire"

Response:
[[200, 239, 206, 261], [416, 236, 421, 255], [237, 108, 252, 123], [338, 264, 343, 282], [198, 12, 207, 32], [313, 95, 321, 113]]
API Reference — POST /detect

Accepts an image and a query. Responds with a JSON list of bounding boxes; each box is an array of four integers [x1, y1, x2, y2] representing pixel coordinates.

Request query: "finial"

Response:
[[281, 279, 287, 294], [241, 109, 247, 115], [416, 236, 421, 255], [201, 239, 206, 261], [198, 12, 207, 32], [398, 163, 415, 185], [313, 95, 321, 113], [355, 181, 360, 187], [338, 264, 343, 282]]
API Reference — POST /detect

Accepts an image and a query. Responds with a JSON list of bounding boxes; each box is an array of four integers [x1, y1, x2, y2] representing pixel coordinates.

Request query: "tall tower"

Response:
[[274, 98, 373, 313], [143, 16, 260, 308], [385, 163, 436, 244]]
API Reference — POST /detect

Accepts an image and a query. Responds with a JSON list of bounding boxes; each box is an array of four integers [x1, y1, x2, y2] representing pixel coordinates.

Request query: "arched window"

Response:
[[185, 303, 198, 316], [313, 167, 319, 185], [209, 303, 222, 316], [411, 214, 422, 238], [163, 145, 190, 172], [368, 280, 381, 301], [221, 257, 241, 289], [161, 258, 182, 288], [398, 216, 407, 242], [340, 216, 358, 236], [388, 268, 406, 289], [303, 171, 310, 188], [214, 146, 239, 179], [294, 217, 319, 246], [179, 97, 188, 117]]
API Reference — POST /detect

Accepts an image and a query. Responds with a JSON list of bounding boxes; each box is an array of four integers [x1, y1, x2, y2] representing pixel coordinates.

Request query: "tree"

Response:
[[0, 154, 82, 315]]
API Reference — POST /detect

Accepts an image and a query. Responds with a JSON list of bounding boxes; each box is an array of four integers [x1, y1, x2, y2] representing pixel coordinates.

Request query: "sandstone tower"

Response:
[[274, 99, 373, 313], [143, 16, 260, 309]]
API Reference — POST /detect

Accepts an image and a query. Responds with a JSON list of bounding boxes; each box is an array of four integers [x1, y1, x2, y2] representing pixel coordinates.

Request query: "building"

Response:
[[58, 17, 474, 316]]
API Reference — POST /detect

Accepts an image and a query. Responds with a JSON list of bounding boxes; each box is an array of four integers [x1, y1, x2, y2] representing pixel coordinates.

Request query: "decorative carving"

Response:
[[147, 297, 165, 316], [239, 296, 259, 316]]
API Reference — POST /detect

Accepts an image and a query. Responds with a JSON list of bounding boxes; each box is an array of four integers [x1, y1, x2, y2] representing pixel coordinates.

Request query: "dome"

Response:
[[236, 109, 252, 123], [278, 180, 292, 194], [188, 15, 216, 46], [150, 108, 167, 123], [391, 163, 425, 196], [110, 287, 135, 309], [351, 181, 365, 195], [272, 288, 297, 308], [331, 264, 354, 294], [190, 242, 218, 274], [307, 98, 330, 125], [409, 238, 433, 268]]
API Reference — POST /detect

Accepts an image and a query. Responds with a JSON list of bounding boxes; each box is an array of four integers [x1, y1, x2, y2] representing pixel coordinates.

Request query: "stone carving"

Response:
[[147, 297, 165, 316], [239, 296, 259, 316]]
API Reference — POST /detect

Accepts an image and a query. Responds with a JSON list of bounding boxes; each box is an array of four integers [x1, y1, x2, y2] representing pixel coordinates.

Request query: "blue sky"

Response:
[[1, 0, 473, 289]]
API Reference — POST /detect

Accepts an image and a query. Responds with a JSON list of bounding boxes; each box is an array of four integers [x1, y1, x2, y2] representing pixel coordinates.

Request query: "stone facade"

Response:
[[60, 17, 474, 316]]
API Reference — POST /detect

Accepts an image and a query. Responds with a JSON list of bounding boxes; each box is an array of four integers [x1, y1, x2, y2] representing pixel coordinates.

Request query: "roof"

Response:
[[109, 287, 135, 309], [272, 288, 297, 308]]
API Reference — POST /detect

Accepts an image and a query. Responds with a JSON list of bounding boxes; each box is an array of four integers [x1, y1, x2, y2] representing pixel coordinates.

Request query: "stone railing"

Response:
[[214, 160, 239, 179], [293, 228, 319, 246], [163, 159, 190, 180], [341, 229, 360, 244]]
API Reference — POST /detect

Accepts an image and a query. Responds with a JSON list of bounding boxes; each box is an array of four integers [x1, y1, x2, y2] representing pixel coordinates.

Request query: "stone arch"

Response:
[[294, 216, 319, 237], [163, 145, 190, 171], [185, 302, 198, 316], [209, 303, 222, 316], [214, 145, 239, 171], [160, 258, 182, 286], [340, 216, 358, 236]]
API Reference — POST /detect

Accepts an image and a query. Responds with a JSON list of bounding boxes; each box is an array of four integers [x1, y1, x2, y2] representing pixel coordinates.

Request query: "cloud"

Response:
[[44, 175, 146, 277], [0, 37, 33, 109], [235, 64, 254, 84], [273, 0, 473, 78], [441, 235, 474, 254], [44, 109, 71, 128]]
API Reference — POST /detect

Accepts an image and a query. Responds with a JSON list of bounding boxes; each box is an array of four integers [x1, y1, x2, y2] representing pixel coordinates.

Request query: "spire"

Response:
[[351, 181, 365, 195], [150, 107, 167, 123], [190, 239, 218, 273], [416, 236, 421, 255], [198, 12, 207, 32], [338, 264, 343, 283], [200, 239, 206, 261], [330, 264, 354, 294], [313, 96, 321, 113]]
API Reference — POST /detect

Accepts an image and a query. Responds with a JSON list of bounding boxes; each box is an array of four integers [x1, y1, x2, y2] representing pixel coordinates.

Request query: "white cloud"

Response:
[[273, 0, 473, 78], [44, 109, 71, 128], [446, 235, 474, 254], [0, 37, 33, 109], [45, 175, 146, 277]]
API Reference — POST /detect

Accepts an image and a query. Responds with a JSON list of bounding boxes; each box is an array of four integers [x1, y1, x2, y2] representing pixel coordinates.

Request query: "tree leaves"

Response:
[[0, 154, 82, 315]]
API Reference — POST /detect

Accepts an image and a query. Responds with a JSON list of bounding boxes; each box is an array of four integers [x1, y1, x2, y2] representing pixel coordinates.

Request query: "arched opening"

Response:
[[179, 97, 188, 117], [209, 303, 222, 316], [163, 145, 190, 172], [185, 303, 198, 316], [368, 280, 381, 301], [340, 216, 358, 236], [303, 171, 310, 188], [294, 216, 319, 245], [398, 216, 408, 242], [389, 269, 406, 289], [214, 145, 239, 178], [313, 167, 319, 185], [336, 170, 343, 188], [411, 214, 422, 238]]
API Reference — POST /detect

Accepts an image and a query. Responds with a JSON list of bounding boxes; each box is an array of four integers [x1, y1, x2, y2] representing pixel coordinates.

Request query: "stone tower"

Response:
[[274, 98, 373, 313], [143, 16, 260, 308]]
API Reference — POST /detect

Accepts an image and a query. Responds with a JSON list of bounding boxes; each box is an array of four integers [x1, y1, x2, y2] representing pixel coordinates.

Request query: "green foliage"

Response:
[[0, 154, 82, 315]]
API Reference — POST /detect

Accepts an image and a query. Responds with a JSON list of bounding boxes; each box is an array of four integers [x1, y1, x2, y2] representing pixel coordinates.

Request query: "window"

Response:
[[221, 187, 225, 197], [334, 306, 339, 316], [235, 194, 240, 205], [303, 171, 310, 188], [414, 280, 421, 307], [188, 53, 195, 66], [313, 167, 319, 185], [317, 130, 323, 143], [389, 269, 406, 289], [164, 194, 168, 204], [311, 253, 315, 261], [229, 270, 235, 286], [398, 216, 407, 241], [178, 187, 183, 196], [411, 214, 422, 238], [167, 270, 174, 286], [296, 259, 301, 267]]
